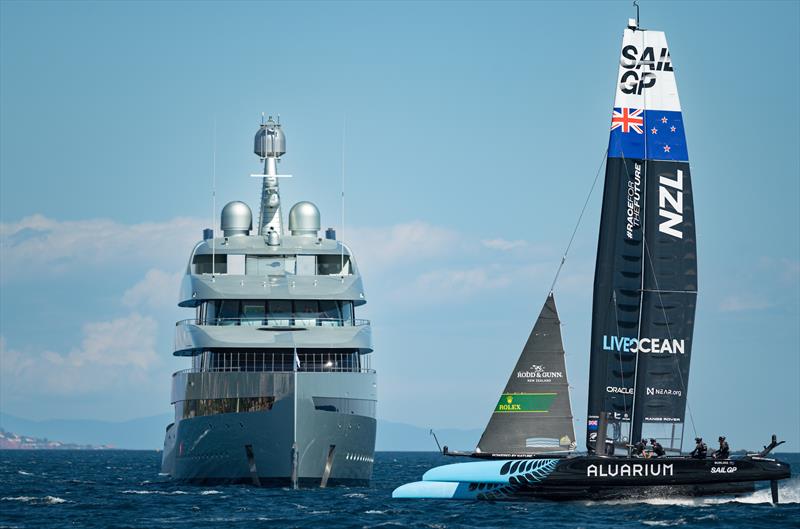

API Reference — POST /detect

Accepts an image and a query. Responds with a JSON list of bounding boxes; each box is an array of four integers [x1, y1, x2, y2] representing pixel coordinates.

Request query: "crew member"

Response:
[[650, 438, 665, 458], [631, 439, 647, 457], [643, 439, 654, 458], [690, 437, 707, 459], [713, 436, 730, 459]]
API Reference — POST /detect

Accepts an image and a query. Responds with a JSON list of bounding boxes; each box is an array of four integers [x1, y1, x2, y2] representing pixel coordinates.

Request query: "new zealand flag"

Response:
[[608, 108, 688, 161]]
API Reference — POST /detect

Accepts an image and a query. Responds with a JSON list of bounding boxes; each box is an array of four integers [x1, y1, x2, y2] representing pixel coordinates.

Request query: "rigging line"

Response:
[[642, 236, 699, 438], [548, 148, 607, 295], [340, 116, 346, 273], [211, 117, 217, 277]]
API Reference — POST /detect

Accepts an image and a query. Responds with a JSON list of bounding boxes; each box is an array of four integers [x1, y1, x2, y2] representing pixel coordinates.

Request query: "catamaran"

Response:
[[392, 15, 791, 502]]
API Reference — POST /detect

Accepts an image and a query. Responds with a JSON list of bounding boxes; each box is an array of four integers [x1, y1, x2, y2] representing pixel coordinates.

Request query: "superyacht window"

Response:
[[200, 300, 358, 326], [192, 254, 227, 274], [317, 255, 352, 275]]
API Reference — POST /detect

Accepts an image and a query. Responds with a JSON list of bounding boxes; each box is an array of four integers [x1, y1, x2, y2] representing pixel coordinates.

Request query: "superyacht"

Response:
[[161, 117, 376, 487]]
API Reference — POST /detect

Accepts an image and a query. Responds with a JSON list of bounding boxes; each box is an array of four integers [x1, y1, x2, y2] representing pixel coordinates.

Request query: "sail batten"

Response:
[[587, 25, 697, 453]]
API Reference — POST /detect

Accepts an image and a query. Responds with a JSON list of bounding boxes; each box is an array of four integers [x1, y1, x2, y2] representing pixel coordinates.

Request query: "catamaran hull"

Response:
[[392, 456, 790, 501]]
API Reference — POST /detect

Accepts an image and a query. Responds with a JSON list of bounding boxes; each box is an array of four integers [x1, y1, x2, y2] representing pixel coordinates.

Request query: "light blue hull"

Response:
[[392, 459, 560, 499]]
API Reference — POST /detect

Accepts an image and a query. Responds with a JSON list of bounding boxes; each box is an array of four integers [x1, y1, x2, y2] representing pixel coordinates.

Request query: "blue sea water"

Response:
[[1, 451, 798, 529]]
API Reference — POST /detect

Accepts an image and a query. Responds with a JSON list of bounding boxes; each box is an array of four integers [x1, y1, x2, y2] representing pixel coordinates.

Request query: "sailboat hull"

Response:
[[392, 455, 790, 501]]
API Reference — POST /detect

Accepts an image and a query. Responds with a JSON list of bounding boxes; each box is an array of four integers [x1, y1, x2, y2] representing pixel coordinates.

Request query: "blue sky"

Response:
[[1, 1, 798, 450]]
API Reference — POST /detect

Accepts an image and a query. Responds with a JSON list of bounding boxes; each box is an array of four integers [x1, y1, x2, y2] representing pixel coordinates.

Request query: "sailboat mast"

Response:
[[629, 24, 649, 448]]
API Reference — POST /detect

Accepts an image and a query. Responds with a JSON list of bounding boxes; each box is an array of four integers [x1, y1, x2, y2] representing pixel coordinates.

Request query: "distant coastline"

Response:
[[0, 412, 482, 452], [0, 428, 111, 450]]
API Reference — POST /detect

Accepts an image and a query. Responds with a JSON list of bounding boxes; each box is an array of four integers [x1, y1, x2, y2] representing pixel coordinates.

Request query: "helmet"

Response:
[[695, 437, 702, 442], [650, 438, 657, 443], [719, 436, 726, 441]]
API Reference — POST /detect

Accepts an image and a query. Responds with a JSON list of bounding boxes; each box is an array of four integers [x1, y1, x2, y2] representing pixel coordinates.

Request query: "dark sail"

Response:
[[587, 26, 697, 452], [631, 160, 696, 439], [477, 294, 575, 454], [585, 157, 643, 451]]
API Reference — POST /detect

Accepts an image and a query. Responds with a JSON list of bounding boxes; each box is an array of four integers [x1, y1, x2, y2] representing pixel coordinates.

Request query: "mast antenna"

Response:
[[633, 1, 640, 29], [340, 115, 346, 274], [212, 117, 217, 277]]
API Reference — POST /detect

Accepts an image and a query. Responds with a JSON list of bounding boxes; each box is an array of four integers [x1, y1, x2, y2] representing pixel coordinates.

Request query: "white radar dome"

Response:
[[288, 201, 320, 237], [220, 201, 252, 237]]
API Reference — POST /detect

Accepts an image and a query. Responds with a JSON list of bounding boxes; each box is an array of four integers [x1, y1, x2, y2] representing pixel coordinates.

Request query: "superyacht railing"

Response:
[[176, 317, 370, 327], [173, 350, 373, 375]]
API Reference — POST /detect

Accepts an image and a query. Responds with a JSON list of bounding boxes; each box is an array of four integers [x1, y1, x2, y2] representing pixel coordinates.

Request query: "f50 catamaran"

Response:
[[393, 16, 790, 502]]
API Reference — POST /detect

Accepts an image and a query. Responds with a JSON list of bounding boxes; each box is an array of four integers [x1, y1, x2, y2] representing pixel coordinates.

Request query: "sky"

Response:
[[1, 1, 798, 451]]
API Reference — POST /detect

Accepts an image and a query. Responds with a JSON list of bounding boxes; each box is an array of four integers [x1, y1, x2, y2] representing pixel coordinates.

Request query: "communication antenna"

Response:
[[340, 116, 346, 274], [633, 1, 640, 28], [212, 118, 217, 277]]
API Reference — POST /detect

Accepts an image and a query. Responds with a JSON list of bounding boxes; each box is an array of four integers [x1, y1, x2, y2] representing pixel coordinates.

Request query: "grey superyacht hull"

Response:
[[162, 371, 377, 486]]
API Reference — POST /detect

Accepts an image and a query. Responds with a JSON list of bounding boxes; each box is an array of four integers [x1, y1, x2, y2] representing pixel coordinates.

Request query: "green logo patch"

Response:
[[494, 393, 557, 413]]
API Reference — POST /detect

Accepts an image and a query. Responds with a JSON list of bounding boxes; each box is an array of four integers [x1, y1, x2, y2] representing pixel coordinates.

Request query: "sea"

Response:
[[1, 451, 798, 529]]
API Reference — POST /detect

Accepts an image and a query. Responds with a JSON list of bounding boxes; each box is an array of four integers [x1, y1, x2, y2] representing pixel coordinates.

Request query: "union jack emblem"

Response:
[[611, 108, 644, 134], [588, 419, 598, 426]]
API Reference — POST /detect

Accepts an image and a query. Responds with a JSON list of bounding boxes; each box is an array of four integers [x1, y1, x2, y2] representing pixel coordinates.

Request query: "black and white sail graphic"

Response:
[[477, 294, 575, 454], [586, 27, 697, 452]]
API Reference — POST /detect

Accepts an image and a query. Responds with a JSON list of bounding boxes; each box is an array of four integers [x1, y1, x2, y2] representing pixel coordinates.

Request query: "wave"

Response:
[[344, 492, 367, 499], [200, 490, 222, 495], [16, 470, 33, 476], [1, 496, 68, 505], [592, 477, 800, 507], [642, 520, 686, 527], [121, 490, 189, 495]]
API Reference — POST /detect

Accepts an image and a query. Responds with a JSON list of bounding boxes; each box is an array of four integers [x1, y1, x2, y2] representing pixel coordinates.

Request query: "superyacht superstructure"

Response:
[[161, 117, 376, 487]]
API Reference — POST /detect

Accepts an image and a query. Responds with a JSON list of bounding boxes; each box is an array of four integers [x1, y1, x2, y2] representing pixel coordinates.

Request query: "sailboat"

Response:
[[393, 16, 791, 502]]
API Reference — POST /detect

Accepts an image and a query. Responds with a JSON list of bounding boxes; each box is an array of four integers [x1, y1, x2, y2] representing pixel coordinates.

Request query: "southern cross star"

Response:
[[661, 116, 668, 123], [663, 145, 671, 153], [670, 125, 677, 132], [651, 127, 658, 134]]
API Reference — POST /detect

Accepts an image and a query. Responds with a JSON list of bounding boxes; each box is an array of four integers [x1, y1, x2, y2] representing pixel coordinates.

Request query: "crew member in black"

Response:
[[650, 438, 665, 458], [713, 436, 730, 459], [631, 439, 647, 457], [690, 437, 707, 459]]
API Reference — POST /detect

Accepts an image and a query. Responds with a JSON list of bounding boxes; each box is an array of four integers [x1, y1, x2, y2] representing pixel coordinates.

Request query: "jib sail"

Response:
[[477, 294, 576, 455], [586, 22, 697, 453]]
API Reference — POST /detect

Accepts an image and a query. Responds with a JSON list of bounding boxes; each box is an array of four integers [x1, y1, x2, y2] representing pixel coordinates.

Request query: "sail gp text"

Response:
[[619, 44, 673, 95], [603, 335, 685, 354]]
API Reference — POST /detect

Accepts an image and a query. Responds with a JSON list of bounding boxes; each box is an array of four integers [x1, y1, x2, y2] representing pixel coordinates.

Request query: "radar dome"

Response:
[[220, 201, 252, 237], [288, 201, 320, 237], [254, 118, 286, 159]]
